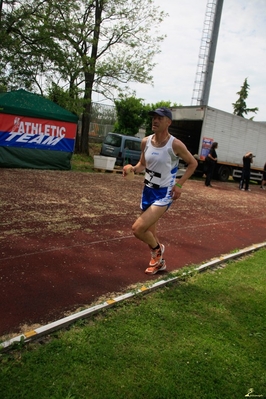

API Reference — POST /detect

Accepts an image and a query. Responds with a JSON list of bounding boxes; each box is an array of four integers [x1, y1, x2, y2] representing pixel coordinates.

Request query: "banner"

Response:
[[200, 137, 213, 160], [0, 113, 76, 152]]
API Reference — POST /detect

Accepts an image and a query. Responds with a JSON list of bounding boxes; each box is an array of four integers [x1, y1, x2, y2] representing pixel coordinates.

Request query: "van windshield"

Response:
[[104, 134, 121, 147]]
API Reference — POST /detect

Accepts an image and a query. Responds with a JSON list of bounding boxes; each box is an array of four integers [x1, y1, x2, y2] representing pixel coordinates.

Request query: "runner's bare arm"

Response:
[[133, 138, 147, 174], [171, 138, 198, 199]]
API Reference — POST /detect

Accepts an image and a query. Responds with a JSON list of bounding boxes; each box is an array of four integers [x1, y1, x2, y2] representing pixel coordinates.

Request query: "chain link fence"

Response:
[[89, 102, 116, 140]]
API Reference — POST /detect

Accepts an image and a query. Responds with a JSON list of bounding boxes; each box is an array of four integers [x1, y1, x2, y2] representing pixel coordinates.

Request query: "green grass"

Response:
[[1, 250, 266, 399], [70, 153, 95, 172]]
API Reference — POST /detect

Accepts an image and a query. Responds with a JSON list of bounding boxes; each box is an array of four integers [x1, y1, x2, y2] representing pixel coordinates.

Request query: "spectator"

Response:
[[239, 152, 254, 191], [205, 142, 218, 187]]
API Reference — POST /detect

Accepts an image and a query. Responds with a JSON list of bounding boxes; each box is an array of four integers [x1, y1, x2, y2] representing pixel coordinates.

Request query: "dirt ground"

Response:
[[1, 168, 266, 339]]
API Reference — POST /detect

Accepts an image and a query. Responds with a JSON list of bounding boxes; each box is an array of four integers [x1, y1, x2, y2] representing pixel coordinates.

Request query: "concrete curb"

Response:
[[1, 241, 266, 351]]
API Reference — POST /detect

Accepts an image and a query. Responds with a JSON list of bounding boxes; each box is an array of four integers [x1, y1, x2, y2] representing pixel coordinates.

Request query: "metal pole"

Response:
[[200, 0, 224, 105]]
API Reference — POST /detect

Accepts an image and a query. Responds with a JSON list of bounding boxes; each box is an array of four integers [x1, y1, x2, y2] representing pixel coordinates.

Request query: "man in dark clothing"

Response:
[[239, 152, 254, 191], [205, 142, 218, 187]]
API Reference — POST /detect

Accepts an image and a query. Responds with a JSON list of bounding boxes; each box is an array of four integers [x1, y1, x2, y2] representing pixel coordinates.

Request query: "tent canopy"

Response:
[[0, 89, 78, 170], [0, 89, 78, 123]]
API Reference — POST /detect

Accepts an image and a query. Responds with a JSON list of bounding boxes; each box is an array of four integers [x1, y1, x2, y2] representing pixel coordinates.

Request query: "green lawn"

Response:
[[70, 153, 95, 172], [1, 249, 266, 399]]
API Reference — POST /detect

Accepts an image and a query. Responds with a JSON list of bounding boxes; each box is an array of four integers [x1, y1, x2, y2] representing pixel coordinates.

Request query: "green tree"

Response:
[[47, 83, 83, 116], [232, 78, 259, 119], [0, 0, 167, 154], [114, 98, 181, 137], [114, 95, 146, 136]]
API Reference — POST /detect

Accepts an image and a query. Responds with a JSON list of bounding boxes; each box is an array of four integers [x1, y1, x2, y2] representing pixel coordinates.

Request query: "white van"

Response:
[[100, 133, 142, 166]]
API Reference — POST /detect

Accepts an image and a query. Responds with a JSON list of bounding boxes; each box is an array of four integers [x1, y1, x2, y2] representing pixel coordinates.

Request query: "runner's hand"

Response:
[[171, 185, 182, 200]]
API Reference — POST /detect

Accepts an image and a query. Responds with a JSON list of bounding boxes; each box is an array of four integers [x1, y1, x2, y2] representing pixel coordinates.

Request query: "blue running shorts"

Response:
[[140, 185, 173, 211]]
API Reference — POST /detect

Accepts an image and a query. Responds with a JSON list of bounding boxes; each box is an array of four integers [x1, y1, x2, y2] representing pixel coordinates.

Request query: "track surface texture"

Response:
[[1, 168, 266, 339]]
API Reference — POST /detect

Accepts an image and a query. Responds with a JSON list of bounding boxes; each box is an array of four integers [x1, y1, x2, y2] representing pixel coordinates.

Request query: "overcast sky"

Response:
[[123, 0, 266, 121]]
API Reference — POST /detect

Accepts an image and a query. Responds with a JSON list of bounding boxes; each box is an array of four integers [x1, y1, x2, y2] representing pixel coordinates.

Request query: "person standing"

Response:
[[239, 152, 254, 191], [204, 142, 218, 187], [124, 107, 197, 275], [260, 162, 266, 190]]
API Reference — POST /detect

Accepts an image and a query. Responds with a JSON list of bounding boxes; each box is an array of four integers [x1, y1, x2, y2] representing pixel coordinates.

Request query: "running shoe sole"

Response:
[[145, 259, 166, 275]]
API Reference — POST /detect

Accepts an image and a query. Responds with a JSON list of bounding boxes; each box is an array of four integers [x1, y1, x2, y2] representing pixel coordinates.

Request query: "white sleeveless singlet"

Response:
[[144, 135, 179, 189]]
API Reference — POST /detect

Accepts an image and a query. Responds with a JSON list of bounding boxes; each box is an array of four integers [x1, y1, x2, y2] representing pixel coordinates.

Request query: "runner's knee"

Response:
[[132, 222, 140, 238], [132, 221, 145, 238]]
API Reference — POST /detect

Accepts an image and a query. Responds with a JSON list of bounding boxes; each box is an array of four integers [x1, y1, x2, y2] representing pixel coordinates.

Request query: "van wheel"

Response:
[[116, 158, 123, 166], [124, 158, 131, 166]]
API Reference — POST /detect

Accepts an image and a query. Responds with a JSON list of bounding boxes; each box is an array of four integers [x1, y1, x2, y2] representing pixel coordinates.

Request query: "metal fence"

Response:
[[89, 102, 116, 138], [89, 122, 115, 138]]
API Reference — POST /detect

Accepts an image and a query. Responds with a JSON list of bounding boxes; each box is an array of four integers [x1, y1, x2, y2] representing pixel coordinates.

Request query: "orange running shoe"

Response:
[[149, 244, 165, 267], [145, 259, 166, 275]]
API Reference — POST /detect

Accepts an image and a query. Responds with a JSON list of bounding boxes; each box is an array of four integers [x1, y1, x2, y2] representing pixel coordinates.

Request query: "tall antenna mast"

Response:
[[191, 0, 224, 106]]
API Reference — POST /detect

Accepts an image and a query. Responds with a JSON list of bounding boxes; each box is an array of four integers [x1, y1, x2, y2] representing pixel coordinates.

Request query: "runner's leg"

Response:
[[132, 205, 167, 248]]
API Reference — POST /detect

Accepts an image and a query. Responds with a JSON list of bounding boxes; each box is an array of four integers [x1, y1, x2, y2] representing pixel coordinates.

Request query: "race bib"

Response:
[[144, 168, 161, 189]]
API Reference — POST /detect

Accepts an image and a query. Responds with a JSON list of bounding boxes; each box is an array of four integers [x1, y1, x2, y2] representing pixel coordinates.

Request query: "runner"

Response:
[[125, 107, 197, 274]]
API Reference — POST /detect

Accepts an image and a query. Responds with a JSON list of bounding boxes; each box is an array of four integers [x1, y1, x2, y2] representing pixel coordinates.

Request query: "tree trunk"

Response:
[[80, 75, 93, 154], [78, 0, 103, 155], [80, 102, 91, 154], [0, 0, 3, 25]]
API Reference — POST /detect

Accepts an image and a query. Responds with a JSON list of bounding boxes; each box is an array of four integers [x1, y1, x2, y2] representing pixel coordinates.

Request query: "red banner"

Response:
[[0, 113, 77, 152]]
